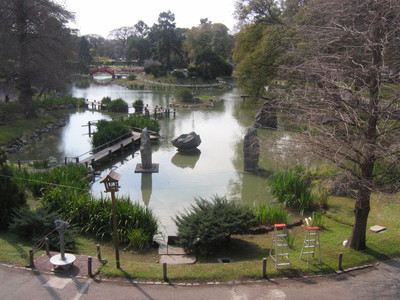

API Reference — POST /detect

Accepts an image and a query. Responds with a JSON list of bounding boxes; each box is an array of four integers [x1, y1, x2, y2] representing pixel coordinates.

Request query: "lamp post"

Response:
[[100, 170, 121, 269]]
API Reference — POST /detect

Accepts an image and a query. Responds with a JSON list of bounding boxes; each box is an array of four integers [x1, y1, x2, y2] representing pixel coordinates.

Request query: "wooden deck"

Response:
[[79, 132, 141, 166]]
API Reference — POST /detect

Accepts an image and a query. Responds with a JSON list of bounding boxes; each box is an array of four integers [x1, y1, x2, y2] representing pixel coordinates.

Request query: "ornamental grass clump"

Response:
[[269, 166, 313, 214], [253, 204, 288, 225], [174, 195, 256, 255]]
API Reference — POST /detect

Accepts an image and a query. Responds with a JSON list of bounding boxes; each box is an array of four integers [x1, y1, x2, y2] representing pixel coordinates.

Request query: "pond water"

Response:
[[9, 77, 296, 235]]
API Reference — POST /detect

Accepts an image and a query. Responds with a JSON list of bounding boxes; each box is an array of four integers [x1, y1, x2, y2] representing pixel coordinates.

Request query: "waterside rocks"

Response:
[[171, 132, 201, 152]]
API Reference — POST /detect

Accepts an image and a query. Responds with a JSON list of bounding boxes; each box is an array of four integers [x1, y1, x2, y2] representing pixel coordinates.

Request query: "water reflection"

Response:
[[140, 173, 152, 207], [10, 83, 299, 235], [171, 149, 201, 169]]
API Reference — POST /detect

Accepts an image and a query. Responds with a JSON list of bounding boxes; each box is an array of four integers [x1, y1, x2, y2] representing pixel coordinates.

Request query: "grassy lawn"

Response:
[[1, 192, 399, 281], [0, 110, 72, 146]]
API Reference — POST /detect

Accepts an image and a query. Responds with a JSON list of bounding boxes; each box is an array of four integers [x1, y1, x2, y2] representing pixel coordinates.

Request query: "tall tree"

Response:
[[233, 0, 287, 98], [126, 20, 151, 65], [280, 0, 400, 250], [184, 22, 235, 63], [0, 0, 74, 118], [150, 11, 182, 69], [108, 26, 135, 59]]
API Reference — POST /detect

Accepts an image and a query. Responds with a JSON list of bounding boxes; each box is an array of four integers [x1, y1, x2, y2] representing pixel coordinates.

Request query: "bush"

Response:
[[125, 115, 160, 133], [176, 89, 193, 103], [174, 196, 256, 254], [101, 96, 112, 104], [0, 150, 26, 229], [253, 204, 288, 225], [133, 99, 143, 106], [144, 64, 167, 78], [107, 98, 128, 112], [9, 206, 76, 250], [91, 119, 131, 150], [127, 74, 137, 81], [270, 166, 313, 214], [12, 164, 90, 197], [171, 70, 186, 79]]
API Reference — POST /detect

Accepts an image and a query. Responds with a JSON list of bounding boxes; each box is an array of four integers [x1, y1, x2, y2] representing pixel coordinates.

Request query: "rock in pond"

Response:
[[171, 132, 201, 152]]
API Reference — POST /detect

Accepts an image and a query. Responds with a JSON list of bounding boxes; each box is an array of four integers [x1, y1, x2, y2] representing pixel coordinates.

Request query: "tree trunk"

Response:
[[348, 187, 371, 250], [18, 73, 37, 119]]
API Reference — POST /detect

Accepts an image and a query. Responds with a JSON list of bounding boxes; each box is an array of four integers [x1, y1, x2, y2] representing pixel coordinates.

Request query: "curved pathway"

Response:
[[1, 258, 400, 299]]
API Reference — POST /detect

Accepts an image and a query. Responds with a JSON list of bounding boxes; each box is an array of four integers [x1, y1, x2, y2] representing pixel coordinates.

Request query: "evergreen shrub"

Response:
[[174, 196, 256, 254], [0, 150, 26, 229], [107, 98, 128, 112], [9, 206, 76, 250]]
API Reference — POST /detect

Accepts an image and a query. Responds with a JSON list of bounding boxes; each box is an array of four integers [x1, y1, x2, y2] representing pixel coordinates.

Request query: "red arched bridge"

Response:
[[89, 66, 144, 78]]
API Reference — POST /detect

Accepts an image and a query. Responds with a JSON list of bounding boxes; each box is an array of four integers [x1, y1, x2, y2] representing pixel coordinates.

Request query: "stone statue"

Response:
[[135, 128, 159, 173], [243, 126, 265, 173], [140, 128, 152, 169], [254, 98, 277, 129]]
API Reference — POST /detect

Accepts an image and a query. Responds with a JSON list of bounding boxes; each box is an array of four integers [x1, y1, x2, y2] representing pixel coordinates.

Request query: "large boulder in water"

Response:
[[254, 99, 277, 129], [171, 132, 201, 152]]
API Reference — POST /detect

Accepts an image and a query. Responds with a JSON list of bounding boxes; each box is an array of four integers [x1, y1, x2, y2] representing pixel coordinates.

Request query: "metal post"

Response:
[[163, 263, 168, 281], [88, 121, 91, 137], [262, 258, 267, 278], [29, 249, 34, 268], [18, 160, 21, 170], [111, 190, 120, 269], [45, 238, 50, 255], [96, 244, 101, 260], [338, 253, 343, 270], [88, 256, 93, 277]]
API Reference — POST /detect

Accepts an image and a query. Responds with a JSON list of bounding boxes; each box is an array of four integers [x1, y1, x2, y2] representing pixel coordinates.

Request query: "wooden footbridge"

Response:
[[77, 130, 158, 167]]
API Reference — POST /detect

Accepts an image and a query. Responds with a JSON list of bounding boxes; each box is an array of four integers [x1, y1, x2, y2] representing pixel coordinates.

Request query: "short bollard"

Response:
[[88, 256, 93, 277], [163, 263, 168, 282], [338, 253, 343, 271], [96, 244, 102, 260], [29, 249, 34, 268], [262, 258, 267, 278], [45, 238, 50, 255]]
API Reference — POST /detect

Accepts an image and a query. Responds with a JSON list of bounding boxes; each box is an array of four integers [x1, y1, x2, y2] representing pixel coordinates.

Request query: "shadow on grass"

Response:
[[0, 231, 29, 263], [196, 237, 269, 263]]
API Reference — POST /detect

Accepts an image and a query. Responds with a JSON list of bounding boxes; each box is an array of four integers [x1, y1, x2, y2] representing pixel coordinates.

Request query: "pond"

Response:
[[9, 78, 296, 236]]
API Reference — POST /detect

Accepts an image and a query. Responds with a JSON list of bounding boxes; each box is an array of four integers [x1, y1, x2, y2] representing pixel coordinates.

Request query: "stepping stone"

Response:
[[160, 254, 197, 265], [158, 244, 186, 255], [370, 225, 386, 233]]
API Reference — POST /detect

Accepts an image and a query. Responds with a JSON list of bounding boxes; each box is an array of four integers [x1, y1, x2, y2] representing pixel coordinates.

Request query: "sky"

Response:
[[58, 0, 237, 38]]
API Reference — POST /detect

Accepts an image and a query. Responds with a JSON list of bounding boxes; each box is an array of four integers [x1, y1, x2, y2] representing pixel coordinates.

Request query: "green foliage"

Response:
[[253, 204, 288, 225], [144, 64, 167, 78], [91, 119, 131, 150], [133, 99, 143, 106], [194, 49, 233, 80], [107, 98, 129, 112], [174, 196, 256, 254], [101, 96, 112, 104], [171, 70, 186, 79], [71, 196, 158, 247], [127, 74, 137, 81], [11, 164, 90, 197], [0, 150, 26, 229], [0, 102, 24, 114], [125, 115, 160, 132], [126, 228, 152, 253], [34, 97, 84, 109], [311, 183, 329, 210], [270, 166, 313, 214], [310, 211, 325, 229], [29, 160, 49, 169], [9, 206, 76, 250], [176, 89, 193, 103]]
